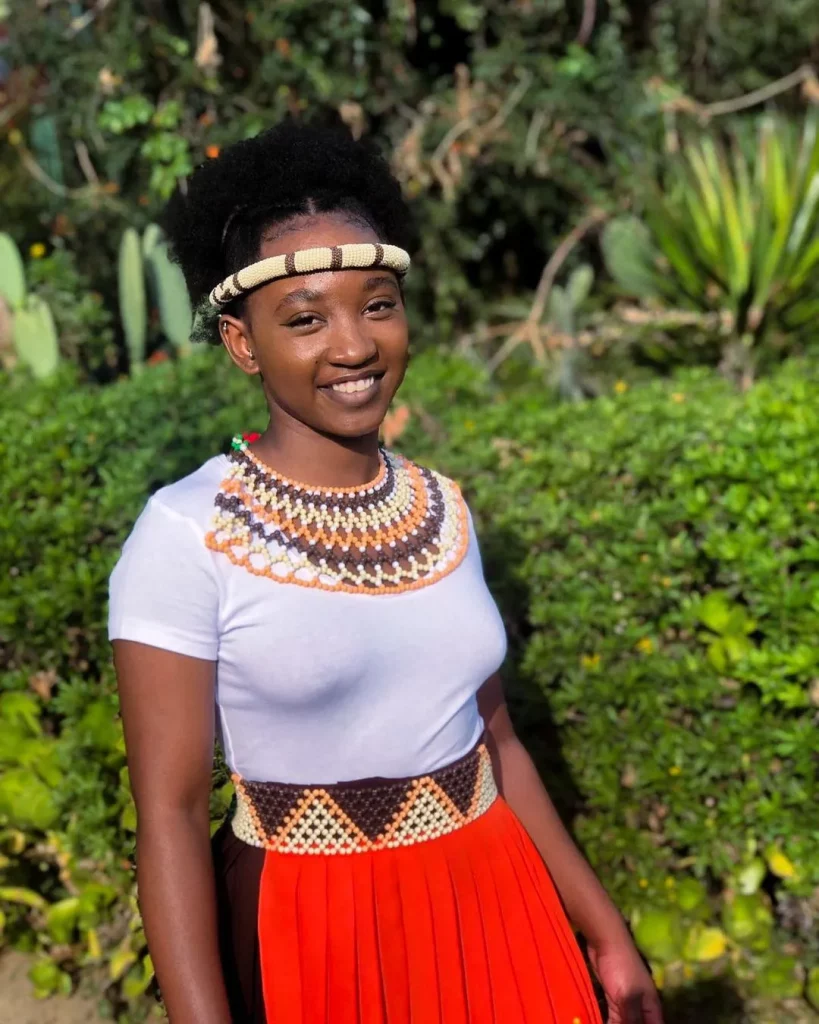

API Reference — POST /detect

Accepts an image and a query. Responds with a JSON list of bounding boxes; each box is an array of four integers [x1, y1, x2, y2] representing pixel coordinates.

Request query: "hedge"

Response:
[[1, 350, 818, 1020]]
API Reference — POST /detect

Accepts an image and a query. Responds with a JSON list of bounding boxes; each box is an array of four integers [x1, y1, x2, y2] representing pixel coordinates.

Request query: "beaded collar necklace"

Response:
[[205, 434, 469, 594]]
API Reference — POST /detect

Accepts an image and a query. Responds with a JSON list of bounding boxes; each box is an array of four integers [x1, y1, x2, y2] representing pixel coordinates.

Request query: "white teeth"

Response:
[[330, 376, 375, 394]]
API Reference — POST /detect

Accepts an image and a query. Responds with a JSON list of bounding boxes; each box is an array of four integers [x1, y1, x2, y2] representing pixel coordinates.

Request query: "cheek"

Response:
[[381, 320, 410, 364], [256, 338, 321, 390]]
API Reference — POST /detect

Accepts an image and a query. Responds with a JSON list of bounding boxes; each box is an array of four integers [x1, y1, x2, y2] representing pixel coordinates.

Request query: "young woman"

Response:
[[109, 120, 663, 1024]]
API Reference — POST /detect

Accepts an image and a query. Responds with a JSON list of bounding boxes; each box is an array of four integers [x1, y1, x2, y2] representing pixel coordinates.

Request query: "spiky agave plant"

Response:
[[602, 113, 819, 378]]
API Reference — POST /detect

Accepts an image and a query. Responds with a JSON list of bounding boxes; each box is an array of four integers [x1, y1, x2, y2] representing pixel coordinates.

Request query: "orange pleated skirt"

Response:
[[215, 795, 603, 1023]]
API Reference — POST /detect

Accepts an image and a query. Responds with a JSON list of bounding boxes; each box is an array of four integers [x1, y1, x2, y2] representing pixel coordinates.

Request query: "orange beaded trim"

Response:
[[204, 448, 470, 594], [230, 744, 498, 855]]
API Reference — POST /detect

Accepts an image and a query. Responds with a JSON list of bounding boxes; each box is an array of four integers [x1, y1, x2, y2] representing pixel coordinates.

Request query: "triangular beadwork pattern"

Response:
[[329, 783, 412, 841], [230, 745, 498, 854]]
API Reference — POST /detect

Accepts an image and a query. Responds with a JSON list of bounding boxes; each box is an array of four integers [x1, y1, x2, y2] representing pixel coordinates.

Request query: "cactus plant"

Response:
[[600, 216, 661, 300], [141, 222, 163, 260], [119, 224, 192, 368], [118, 228, 147, 374], [13, 297, 60, 379], [0, 234, 60, 378], [0, 232, 27, 310], [145, 234, 192, 355]]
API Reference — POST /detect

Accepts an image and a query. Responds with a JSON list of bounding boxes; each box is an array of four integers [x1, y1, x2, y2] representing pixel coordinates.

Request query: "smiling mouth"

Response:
[[330, 376, 377, 394], [318, 371, 386, 407]]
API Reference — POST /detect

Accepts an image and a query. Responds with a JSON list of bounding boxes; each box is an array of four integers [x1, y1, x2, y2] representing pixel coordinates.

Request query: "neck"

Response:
[[250, 423, 383, 489]]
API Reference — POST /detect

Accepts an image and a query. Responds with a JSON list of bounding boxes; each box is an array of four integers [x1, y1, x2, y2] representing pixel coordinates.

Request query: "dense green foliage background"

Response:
[[4, 0, 819, 374], [2, 351, 819, 1019], [2, 1, 819, 1020]]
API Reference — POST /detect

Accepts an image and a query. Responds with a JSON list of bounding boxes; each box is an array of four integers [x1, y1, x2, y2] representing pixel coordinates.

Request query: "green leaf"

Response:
[[45, 897, 81, 944], [683, 924, 728, 963], [633, 908, 684, 963], [0, 886, 48, 910], [697, 591, 732, 634]]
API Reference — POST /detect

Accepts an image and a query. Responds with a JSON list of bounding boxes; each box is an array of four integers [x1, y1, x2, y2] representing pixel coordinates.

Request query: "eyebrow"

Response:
[[362, 275, 400, 292], [275, 287, 323, 313], [274, 275, 399, 313]]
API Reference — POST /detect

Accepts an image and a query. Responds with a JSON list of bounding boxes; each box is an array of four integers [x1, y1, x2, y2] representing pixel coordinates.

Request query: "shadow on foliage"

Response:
[[478, 523, 750, 1024], [478, 522, 583, 824], [660, 978, 746, 1023]]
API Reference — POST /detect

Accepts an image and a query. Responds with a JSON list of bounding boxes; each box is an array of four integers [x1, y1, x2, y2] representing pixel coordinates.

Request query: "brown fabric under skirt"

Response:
[[213, 821, 267, 1023]]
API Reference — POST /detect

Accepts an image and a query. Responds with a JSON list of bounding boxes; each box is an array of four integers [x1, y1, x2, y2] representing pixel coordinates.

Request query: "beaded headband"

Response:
[[209, 242, 411, 309]]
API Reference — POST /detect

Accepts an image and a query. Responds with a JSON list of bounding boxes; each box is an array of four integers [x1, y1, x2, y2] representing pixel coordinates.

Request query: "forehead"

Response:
[[246, 215, 397, 310], [258, 214, 380, 260]]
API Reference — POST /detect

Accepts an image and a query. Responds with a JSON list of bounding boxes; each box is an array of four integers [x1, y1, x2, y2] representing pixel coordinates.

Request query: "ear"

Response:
[[219, 315, 259, 376]]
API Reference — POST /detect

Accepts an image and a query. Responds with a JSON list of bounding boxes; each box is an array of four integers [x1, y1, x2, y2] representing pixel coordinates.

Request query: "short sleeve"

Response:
[[108, 497, 219, 660]]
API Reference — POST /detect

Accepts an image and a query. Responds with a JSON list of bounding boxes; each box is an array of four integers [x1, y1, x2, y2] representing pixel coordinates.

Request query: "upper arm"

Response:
[[108, 497, 220, 821], [114, 642, 216, 820]]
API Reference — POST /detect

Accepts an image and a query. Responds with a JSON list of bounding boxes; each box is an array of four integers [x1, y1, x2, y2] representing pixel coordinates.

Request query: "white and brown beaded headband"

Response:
[[209, 243, 411, 309]]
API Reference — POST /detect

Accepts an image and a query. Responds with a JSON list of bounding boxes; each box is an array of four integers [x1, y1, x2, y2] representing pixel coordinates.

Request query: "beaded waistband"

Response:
[[230, 743, 498, 855]]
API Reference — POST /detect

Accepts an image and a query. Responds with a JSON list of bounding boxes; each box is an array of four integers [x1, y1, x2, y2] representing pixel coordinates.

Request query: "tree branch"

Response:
[[487, 208, 608, 372], [575, 0, 596, 47], [703, 64, 816, 118]]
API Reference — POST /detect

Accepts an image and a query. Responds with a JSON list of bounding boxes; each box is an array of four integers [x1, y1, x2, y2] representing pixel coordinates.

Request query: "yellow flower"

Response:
[[664, 876, 676, 888], [661, 576, 672, 588], [8, 128, 23, 146], [614, 380, 629, 394], [671, 392, 686, 404], [29, 243, 46, 259], [638, 878, 649, 889], [580, 653, 601, 670], [669, 765, 682, 776], [636, 637, 654, 654]]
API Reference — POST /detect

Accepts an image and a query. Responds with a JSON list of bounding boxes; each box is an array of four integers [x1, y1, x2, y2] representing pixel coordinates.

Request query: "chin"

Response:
[[320, 411, 386, 440]]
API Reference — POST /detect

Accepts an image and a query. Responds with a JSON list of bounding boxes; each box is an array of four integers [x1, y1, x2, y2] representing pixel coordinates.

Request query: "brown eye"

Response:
[[287, 314, 321, 328], [366, 300, 397, 315]]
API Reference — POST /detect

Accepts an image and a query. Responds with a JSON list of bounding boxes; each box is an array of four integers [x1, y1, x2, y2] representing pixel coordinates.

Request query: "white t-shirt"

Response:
[[108, 454, 508, 784]]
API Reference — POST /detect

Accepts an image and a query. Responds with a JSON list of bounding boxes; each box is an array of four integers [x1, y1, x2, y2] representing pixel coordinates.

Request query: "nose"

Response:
[[326, 313, 379, 367]]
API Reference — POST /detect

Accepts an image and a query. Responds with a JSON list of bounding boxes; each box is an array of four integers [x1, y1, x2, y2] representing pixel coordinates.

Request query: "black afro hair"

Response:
[[161, 118, 417, 344]]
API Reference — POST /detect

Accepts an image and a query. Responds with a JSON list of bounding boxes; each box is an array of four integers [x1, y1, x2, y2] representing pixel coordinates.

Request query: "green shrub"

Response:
[[401, 358, 819, 1009], [1, 350, 818, 1017]]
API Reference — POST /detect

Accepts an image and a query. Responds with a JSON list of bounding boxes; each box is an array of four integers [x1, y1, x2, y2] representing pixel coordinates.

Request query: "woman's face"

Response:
[[220, 214, 409, 441]]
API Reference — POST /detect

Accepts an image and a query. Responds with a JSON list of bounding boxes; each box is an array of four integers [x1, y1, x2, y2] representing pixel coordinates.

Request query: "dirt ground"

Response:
[[0, 952, 105, 1024]]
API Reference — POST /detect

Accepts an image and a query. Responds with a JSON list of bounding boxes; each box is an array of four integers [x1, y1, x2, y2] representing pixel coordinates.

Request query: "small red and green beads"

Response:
[[231, 432, 262, 452]]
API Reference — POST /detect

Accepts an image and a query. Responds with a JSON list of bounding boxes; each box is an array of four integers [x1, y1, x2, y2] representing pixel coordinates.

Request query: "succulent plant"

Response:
[[119, 224, 192, 370], [144, 233, 192, 355], [0, 233, 60, 378], [13, 296, 60, 379], [118, 227, 148, 374], [0, 232, 26, 310]]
